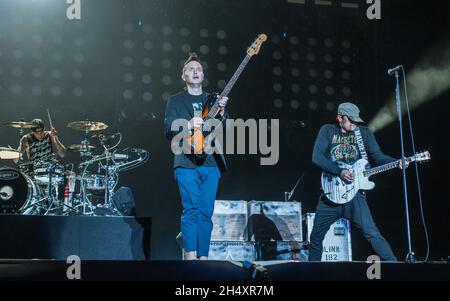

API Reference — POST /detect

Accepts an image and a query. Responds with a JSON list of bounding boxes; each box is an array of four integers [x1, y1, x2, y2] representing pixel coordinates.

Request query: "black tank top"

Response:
[[26, 132, 53, 163]]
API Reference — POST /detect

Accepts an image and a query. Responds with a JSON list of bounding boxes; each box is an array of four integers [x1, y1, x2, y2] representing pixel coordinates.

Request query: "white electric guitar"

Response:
[[321, 151, 431, 204]]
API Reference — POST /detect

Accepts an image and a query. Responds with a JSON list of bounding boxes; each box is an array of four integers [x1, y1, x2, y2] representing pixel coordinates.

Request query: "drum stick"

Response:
[[47, 109, 54, 129]]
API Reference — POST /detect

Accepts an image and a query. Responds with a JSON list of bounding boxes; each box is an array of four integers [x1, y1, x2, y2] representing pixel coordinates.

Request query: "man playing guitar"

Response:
[[309, 102, 408, 261]]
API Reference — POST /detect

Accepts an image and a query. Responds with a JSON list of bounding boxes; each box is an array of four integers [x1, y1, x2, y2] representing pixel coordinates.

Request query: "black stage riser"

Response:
[[0, 215, 151, 260]]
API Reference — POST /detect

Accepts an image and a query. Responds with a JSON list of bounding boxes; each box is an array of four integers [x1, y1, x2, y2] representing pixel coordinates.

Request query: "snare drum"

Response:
[[0, 167, 43, 214], [33, 160, 65, 186]]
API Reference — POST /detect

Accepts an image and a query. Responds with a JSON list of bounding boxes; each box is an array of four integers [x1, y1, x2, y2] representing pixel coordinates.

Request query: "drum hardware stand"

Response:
[[16, 196, 48, 215]]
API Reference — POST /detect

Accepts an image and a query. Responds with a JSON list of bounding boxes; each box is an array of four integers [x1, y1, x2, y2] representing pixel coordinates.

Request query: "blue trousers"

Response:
[[174, 166, 221, 257], [309, 192, 398, 261]]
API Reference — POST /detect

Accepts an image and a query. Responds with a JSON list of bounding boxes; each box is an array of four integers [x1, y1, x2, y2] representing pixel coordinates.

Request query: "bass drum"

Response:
[[0, 167, 43, 214]]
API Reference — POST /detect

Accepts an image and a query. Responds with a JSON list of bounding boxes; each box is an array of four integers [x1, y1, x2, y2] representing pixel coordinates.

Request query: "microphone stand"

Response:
[[393, 69, 415, 263], [284, 173, 304, 202]]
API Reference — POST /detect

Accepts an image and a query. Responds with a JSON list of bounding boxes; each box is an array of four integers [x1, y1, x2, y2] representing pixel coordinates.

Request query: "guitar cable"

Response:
[[401, 66, 430, 262]]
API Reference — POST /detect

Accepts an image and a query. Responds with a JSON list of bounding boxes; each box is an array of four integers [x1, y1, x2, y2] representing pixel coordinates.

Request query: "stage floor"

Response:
[[0, 259, 448, 281]]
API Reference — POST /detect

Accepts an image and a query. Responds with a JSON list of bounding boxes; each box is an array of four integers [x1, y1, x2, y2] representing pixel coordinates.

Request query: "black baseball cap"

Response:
[[31, 118, 45, 132]]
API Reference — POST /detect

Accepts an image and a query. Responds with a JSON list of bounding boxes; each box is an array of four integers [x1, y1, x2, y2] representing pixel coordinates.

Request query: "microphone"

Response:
[[387, 65, 402, 76]]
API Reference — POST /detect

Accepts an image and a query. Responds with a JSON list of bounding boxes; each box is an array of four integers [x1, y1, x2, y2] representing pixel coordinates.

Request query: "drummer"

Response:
[[18, 118, 66, 164]]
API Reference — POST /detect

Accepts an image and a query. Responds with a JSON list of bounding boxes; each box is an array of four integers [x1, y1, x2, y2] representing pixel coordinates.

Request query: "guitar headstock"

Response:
[[247, 34, 268, 57], [413, 151, 431, 163]]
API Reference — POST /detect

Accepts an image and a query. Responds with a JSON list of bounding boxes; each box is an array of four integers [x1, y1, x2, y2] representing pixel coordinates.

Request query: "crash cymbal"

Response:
[[0, 147, 20, 160], [67, 144, 96, 152], [67, 121, 108, 132], [4, 121, 36, 129]]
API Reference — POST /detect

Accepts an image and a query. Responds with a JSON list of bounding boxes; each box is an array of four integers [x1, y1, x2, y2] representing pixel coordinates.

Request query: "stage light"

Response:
[[32, 51, 43, 60], [162, 92, 171, 101], [13, 50, 24, 60], [273, 98, 283, 108], [218, 45, 228, 55], [308, 37, 317, 46], [342, 70, 351, 80], [342, 40, 351, 49], [141, 74, 151, 84], [290, 51, 299, 61], [32, 68, 42, 78], [180, 27, 190, 37], [12, 67, 23, 77], [52, 53, 63, 62], [217, 80, 226, 89], [369, 39, 450, 132], [123, 56, 133, 66], [341, 55, 351, 64], [123, 89, 133, 100], [123, 40, 134, 49], [11, 84, 22, 94], [73, 87, 83, 97], [181, 43, 191, 53], [143, 57, 152, 67], [72, 70, 82, 80], [162, 42, 172, 52], [162, 59, 172, 69], [325, 85, 335, 96], [324, 38, 333, 48], [291, 83, 300, 94], [142, 92, 152, 102], [309, 68, 318, 78], [123, 73, 133, 83], [342, 87, 352, 96], [291, 68, 300, 77], [309, 100, 318, 110], [273, 51, 282, 60], [199, 45, 209, 55], [162, 75, 172, 86], [51, 69, 62, 79], [217, 30, 226, 40], [74, 37, 84, 47], [307, 53, 316, 62], [50, 86, 61, 97], [290, 99, 300, 109], [309, 84, 318, 94], [272, 66, 282, 76], [326, 101, 335, 111], [32, 86, 42, 95], [324, 69, 333, 79], [162, 26, 173, 35], [273, 83, 283, 93], [324, 54, 333, 63], [217, 62, 227, 72], [199, 29, 209, 38], [289, 36, 299, 45], [74, 53, 84, 63], [143, 40, 153, 50]]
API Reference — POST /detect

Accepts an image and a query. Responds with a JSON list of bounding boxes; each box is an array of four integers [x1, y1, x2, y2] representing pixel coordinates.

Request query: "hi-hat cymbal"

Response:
[[0, 147, 20, 160], [68, 144, 96, 152], [67, 121, 108, 132], [4, 121, 36, 129]]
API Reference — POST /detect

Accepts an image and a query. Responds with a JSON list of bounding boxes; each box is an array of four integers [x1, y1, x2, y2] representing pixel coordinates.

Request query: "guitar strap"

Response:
[[354, 127, 370, 168]]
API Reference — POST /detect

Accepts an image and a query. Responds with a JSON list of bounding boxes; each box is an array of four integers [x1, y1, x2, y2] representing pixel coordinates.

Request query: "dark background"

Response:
[[0, 0, 448, 261]]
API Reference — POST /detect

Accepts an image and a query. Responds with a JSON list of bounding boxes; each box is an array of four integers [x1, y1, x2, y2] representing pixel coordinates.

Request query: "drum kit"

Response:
[[0, 120, 149, 216]]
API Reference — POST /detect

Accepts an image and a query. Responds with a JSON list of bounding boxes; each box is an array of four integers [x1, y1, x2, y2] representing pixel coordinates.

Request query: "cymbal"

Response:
[[0, 147, 20, 160], [4, 121, 36, 129], [67, 121, 108, 132], [68, 144, 96, 152]]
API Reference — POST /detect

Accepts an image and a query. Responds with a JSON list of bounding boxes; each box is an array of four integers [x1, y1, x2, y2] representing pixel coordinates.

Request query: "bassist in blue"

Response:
[[309, 102, 406, 261], [164, 53, 228, 260]]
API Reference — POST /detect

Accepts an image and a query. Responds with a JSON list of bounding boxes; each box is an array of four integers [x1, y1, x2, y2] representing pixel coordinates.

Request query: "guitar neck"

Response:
[[363, 157, 413, 177], [206, 54, 251, 119]]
